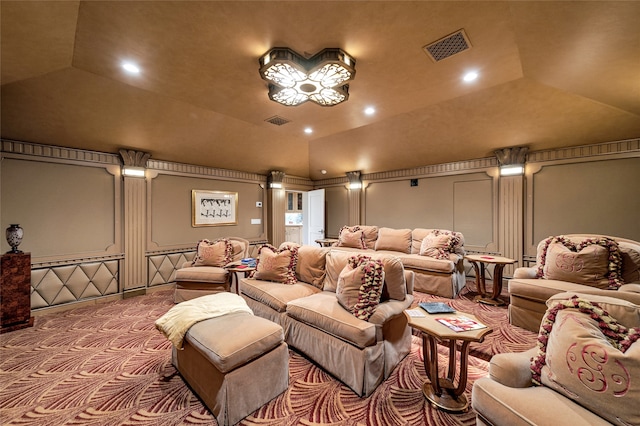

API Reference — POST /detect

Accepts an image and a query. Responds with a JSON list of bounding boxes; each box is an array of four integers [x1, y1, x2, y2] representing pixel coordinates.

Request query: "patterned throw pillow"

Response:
[[337, 226, 366, 249], [531, 296, 640, 426], [419, 231, 455, 259], [252, 244, 299, 285], [536, 236, 624, 289], [192, 238, 233, 267], [336, 255, 385, 321]]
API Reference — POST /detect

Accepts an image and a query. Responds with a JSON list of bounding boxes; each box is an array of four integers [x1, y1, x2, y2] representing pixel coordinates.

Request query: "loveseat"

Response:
[[508, 234, 640, 331], [240, 244, 414, 397], [472, 290, 640, 426], [329, 225, 466, 298]]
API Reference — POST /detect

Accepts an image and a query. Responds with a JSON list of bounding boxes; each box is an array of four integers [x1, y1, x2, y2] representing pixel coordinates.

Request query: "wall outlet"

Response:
[[256, 201, 262, 207], [251, 218, 261, 225]]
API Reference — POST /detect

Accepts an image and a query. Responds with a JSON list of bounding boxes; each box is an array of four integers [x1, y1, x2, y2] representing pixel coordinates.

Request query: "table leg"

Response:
[[487, 264, 506, 304], [421, 333, 470, 412], [469, 260, 486, 296]]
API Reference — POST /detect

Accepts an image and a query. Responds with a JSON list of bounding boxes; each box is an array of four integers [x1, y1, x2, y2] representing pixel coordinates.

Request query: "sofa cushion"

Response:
[[324, 250, 407, 301], [296, 245, 329, 289], [621, 245, 640, 284], [253, 244, 299, 285], [534, 295, 640, 426], [241, 278, 321, 313], [395, 253, 456, 273], [543, 242, 611, 289], [337, 226, 366, 249], [336, 255, 385, 321], [419, 231, 456, 259], [175, 265, 228, 283], [374, 227, 412, 253], [412, 228, 465, 256], [286, 292, 377, 349], [359, 225, 379, 249], [192, 238, 233, 267]]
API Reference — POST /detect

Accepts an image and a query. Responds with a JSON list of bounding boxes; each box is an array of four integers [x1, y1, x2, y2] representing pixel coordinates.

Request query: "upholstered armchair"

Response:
[[473, 290, 640, 426], [508, 234, 640, 331], [174, 237, 250, 303]]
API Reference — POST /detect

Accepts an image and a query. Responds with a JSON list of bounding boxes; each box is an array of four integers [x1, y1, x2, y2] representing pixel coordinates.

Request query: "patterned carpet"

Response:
[[0, 287, 537, 425]]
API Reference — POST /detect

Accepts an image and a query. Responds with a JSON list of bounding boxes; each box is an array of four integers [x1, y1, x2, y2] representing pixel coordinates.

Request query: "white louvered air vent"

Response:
[[423, 29, 471, 62], [265, 115, 291, 126]]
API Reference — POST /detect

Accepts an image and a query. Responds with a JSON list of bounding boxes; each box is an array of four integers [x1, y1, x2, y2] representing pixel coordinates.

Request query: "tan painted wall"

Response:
[[149, 173, 266, 248], [325, 186, 348, 238], [528, 157, 640, 251], [1, 158, 116, 258]]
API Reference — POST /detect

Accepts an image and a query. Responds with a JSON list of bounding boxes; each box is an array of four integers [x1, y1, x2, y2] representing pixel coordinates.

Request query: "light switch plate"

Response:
[[251, 218, 261, 225]]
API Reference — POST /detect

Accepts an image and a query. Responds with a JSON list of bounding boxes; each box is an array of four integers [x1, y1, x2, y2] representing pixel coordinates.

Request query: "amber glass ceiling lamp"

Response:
[[259, 48, 356, 106]]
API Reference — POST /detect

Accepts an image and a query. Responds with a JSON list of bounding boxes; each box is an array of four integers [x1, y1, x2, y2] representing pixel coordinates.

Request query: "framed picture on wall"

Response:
[[192, 190, 238, 227]]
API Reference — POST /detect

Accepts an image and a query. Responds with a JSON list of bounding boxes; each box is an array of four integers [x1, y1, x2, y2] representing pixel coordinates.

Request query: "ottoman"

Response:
[[172, 311, 289, 426]]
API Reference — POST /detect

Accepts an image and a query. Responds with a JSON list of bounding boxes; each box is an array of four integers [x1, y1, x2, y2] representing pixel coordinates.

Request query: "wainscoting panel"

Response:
[[148, 251, 195, 287], [31, 259, 120, 310]]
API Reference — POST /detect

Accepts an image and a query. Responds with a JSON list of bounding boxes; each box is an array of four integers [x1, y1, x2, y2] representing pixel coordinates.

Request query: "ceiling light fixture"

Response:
[[259, 47, 356, 107], [463, 71, 478, 82], [304, 127, 313, 134], [364, 107, 375, 115], [122, 62, 140, 74]]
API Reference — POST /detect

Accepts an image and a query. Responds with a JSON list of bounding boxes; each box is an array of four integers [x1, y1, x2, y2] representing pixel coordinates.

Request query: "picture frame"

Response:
[[192, 190, 238, 227]]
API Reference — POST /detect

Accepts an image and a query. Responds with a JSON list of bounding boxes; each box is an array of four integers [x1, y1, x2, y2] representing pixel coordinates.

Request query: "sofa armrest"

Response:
[[181, 261, 193, 269], [620, 283, 640, 293], [512, 267, 537, 279], [488, 347, 537, 388], [368, 296, 414, 326]]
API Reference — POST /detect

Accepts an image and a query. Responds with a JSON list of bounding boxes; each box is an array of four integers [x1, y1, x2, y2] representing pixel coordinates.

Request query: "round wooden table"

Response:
[[464, 254, 516, 306], [406, 310, 493, 412], [225, 265, 255, 294]]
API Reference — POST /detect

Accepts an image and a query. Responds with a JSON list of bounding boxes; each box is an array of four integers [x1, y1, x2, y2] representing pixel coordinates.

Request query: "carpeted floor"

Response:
[[0, 286, 537, 425]]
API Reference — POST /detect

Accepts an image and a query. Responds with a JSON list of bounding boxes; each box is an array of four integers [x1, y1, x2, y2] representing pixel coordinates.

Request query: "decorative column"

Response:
[[120, 149, 150, 292], [0, 252, 33, 333], [267, 171, 286, 247], [346, 171, 362, 226], [495, 147, 527, 276]]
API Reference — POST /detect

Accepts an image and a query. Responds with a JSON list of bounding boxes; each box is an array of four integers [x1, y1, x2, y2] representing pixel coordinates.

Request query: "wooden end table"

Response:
[[225, 265, 255, 295], [406, 310, 493, 413], [464, 254, 516, 306], [315, 238, 338, 247]]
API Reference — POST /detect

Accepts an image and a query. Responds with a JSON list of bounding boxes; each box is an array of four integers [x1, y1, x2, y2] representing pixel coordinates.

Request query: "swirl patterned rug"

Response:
[[0, 287, 536, 425]]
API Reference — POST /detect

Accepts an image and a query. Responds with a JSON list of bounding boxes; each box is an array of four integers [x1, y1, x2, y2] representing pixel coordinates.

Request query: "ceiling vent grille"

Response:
[[423, 29, 471, 62], [265, 115, 291, 126]]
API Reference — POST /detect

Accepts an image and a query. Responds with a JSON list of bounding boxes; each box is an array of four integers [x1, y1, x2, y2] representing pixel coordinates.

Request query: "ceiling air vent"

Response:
[[423, 29, 471, 62], [265, 115, 291, 126]]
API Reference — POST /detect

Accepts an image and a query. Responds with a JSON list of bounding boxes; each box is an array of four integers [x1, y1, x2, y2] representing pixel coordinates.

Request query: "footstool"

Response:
[[172, 311, 289, 426]]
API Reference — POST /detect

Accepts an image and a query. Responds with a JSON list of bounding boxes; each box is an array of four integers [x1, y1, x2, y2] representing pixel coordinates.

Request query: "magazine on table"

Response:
[[419, 302, 456, 314], [436, 316, 487, 332]]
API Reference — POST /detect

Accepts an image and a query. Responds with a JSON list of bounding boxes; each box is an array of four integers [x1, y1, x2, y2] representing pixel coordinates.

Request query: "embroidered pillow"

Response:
[[252, 244, 298, 285], [337, 226, 366, 249], [532, 296, 640, 426], [336, 255, 385, 321], [537, 236, 624, 289], [192, 238, 233, 267], [419, 232, 455, 259]]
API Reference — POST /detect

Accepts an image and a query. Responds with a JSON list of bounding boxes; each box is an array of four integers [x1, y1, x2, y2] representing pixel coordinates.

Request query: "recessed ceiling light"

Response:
[[321, 169, 327, 174], [122, 62, 140, 74], [364, 107, 376, 115], [463, 71, 478, 82], [304, 127, 313, 134]]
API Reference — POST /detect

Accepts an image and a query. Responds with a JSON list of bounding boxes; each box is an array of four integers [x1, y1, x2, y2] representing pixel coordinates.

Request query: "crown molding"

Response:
[[1, 139, 120, 165]]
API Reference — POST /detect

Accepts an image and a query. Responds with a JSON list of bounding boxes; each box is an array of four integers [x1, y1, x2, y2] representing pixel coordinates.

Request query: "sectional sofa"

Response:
[[328, 225, 466, 298], [239, 244, 414, 397]]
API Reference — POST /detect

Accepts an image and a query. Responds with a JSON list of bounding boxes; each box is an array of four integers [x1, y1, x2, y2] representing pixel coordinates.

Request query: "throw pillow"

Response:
[[531, 296, 640, 426], [419, 231, 455, 259], [337, 226, 366, 249], [537, 236, 624, 289], [252, 244, 299, 285], [336, 255, 385, 321], [192, 238, 233, 267], [374, 227, 412, 253]]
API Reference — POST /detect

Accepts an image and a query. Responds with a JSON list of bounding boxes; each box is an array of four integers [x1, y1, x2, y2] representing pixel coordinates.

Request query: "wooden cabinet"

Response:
[[286, 192, 303, 212], [1, 252, 34, 333], [285, 226, 302, 244]]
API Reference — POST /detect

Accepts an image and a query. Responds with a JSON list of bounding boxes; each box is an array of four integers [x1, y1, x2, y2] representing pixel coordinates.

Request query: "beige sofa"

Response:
[[508, 234, 640, 332], [472, 290, 640, 426], [329, 225, 466, 298], [240, 245, 414, 397]]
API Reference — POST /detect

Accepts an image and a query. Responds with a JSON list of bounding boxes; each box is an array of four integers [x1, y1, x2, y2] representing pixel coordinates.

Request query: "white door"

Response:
[[303, 189, 325, 245]]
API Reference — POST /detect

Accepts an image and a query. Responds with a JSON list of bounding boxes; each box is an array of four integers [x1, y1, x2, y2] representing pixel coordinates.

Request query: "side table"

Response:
[[315, 238, 338, 247], [225, 266, 255, 295], [1, 252, 34, 333], [406, 310, 493, 412], [464, 254, 516, 306]]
